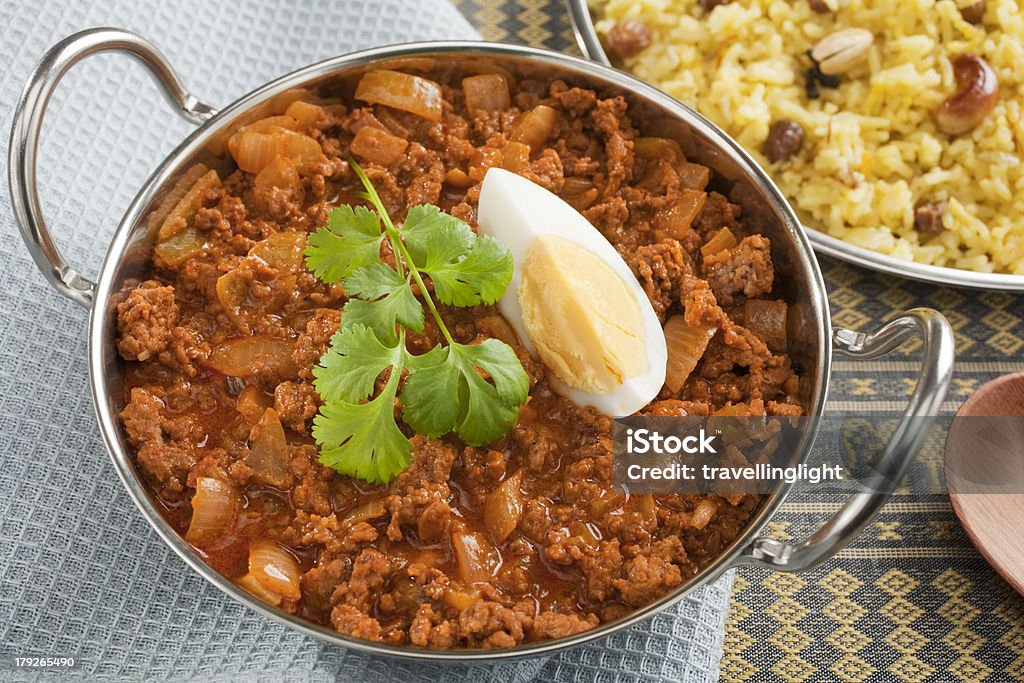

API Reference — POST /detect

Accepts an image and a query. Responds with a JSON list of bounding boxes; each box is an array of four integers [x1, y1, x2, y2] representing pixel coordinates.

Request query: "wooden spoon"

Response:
[[944, 371, 1024, 596]]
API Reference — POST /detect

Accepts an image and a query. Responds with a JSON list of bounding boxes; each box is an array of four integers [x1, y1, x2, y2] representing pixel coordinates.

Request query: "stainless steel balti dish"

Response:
[[10, 29, 954, 660]]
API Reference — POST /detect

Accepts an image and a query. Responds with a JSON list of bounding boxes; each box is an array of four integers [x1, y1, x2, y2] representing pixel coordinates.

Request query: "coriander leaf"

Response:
[[453, 363, 521, 446], [425, 235, 514, 307], [345, 261, 408, 300], [398, 204, 513, 307], [342, 290, 423, 345], [453, 339, 530, 407], [304, 205, 383, 283], [400, 339, 529, 446], [341, 263, 424, 344], [307, 160, 530, 483], [449, 340, 529, 445], [312, 372, 411, 485], [399, 346, 461, 438], [313, 324, 402, 404], [404, 343, 449, 373], [401, 204, 476, 267]]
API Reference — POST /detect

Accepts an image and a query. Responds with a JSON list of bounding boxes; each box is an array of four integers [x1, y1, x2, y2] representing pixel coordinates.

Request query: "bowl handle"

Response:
[[8, 28, 217, 309], [730, 308, 954, 573]]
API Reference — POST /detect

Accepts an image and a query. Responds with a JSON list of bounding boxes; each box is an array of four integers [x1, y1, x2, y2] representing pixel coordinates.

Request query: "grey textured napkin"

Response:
[[0, 1, 733, 681]]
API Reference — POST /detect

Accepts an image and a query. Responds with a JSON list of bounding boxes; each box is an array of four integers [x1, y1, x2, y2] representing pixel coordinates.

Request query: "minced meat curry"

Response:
[[116, 60, 803, 649]]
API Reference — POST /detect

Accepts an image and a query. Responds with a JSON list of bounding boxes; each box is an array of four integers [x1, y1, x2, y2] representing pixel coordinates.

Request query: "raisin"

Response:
[[960, 0, 986, 24], [763, 120, 806, 163], [606, 19, 653, 59]]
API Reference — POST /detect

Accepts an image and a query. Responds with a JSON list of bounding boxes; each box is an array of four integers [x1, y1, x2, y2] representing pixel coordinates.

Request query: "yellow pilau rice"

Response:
[[591, 0, 1024, 273]]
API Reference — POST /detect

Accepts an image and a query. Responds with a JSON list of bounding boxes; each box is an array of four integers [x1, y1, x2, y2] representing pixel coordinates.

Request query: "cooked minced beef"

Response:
[[117, 61, 803, 649]]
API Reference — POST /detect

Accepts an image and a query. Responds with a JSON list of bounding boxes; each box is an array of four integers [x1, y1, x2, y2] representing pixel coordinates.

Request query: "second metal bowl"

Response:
[[566, 0, 1024, 291]]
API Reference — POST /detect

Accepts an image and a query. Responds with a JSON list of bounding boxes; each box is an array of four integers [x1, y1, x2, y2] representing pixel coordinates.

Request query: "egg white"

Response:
[[477, 168, 667, 417]]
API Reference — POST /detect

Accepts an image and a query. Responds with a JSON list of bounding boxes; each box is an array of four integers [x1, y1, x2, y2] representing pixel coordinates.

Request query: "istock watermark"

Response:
[[624, 427, 718, 454], [612, 415, 1024, 496]]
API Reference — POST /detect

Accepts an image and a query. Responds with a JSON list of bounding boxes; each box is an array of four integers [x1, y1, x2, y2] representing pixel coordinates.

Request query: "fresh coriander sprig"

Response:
[[303, 160, 529, 484]]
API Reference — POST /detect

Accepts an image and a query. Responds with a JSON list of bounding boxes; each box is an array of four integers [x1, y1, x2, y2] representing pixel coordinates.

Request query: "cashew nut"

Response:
[[810, 28, 874, 76], [935, 54, 998, 135]]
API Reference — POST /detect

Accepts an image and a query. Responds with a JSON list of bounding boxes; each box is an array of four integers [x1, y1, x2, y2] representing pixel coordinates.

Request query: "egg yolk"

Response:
[[518, 234, 647, 393]]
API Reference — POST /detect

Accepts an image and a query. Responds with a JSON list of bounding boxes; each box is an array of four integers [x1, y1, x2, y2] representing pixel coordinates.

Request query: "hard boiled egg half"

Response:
[[477, 168, 667, 416]]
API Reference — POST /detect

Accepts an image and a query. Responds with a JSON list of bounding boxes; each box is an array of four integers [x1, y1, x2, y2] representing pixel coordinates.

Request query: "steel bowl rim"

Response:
[[87, 39, 832, 661], [566, 0, 1024, 292]]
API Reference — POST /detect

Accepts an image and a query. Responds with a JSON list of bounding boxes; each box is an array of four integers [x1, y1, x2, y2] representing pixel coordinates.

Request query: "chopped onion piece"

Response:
[[226, 115, 297, 158], [461, 59, 516, 83], [654, 189, 707, 240], [339, 497, 386, 528], [154, 227, 207, 268], [700, 227, 738, 261], [237, 572, 282, 606], [153, 167, 219, 250], [231, 126, 322, 174], [249, 230, 307, 272], [245, 408, 291, 489], [468, 146, 502, 182], [483, 470, 524, 544], [248, 540, 302, 601], [452, 530, 500, 583], [233, 131, 280, 174], [240, 114, 299, 135], [678, 162, 711, 191], [744, 299, 789, 352], [444, 168, 473, 188], [645, 117, 697, 157], [284, 100, 328, 128], [155, 168, 220, 241], [254, 156, 302, 196], [712, 403, 751, 416], [215, 268, 250, 333], [354, 70, 443, 122], [634, 137, 685, 164], [589, 491, 626, 517], [277, 129, 323, 164], [500, 142, 531, 173], [563, 188, 599, 211], [236, 384, 271, 425], [185, 477, 238, 546], [690, 499, 717, 530], [561, 177, 594, 195], [511, 105, 557, 153], [462, 74, 511, 112], [206, 336, 298, 378], [146, 164, 208, 236], [569, 521, 601, 550], [664, 315, 717, 393], [443, 588, 481, 611], [630, 494, 657, 525], [349, 125, 410, 166]]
